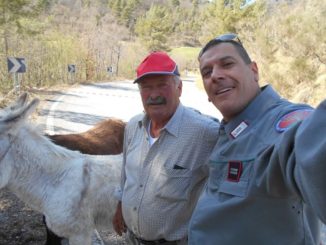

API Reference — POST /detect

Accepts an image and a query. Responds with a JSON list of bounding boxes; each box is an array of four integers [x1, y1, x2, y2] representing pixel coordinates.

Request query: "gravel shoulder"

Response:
[[0, 188, 47, 245]]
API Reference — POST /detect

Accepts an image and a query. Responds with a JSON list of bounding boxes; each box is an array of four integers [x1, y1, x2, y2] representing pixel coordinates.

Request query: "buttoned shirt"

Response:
[[189, 85, 326, 244], [120, 103, 219, 241]]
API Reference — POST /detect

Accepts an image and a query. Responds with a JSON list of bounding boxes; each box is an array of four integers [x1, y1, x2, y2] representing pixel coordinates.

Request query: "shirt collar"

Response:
[[222, 85, 281, 139], [137, 103, 184, 138]]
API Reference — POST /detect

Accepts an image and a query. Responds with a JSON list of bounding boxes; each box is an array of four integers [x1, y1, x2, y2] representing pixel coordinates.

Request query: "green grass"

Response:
[[169, 47, 201, 60], [169, 47, 204, 90]]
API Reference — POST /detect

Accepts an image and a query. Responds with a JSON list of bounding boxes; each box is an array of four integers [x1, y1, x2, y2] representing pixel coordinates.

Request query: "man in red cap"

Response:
[[112, 51, 219, 244]]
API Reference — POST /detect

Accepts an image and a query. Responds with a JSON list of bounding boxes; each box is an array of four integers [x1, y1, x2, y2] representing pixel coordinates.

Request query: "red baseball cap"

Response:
[[134, 51, 180, 83]]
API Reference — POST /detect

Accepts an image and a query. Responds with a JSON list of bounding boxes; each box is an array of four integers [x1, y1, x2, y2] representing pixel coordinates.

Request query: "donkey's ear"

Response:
[[2, 98, 39, 124], [8, 93, 29, 111], [0, 93, 29, 119]]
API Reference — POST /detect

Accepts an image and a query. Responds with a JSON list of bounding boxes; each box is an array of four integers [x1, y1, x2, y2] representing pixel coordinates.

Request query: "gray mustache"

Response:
[[146, 96, 167, 105]]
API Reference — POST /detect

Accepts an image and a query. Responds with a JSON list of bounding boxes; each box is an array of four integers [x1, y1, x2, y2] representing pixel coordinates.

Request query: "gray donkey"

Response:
[[0, 94, 122, 245]]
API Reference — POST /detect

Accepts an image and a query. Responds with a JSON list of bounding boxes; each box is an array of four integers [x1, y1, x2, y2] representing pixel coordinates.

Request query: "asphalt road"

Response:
[[37, 78, 220, 135]]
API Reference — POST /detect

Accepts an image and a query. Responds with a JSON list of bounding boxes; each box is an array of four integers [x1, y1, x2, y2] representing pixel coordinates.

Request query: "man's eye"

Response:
[[140, 86, 150, 91], [202, 70, 211, 78], [158, 83, 168, 88], [223, 62, 233, 67]]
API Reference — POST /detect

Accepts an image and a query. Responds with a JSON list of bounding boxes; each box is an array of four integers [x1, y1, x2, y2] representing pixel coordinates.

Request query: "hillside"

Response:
[[0, 0, 325, 106]]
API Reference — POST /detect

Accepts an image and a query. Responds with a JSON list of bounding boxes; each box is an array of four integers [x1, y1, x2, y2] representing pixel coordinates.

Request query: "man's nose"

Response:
[[148, 88, 161, 97], [211, 66, 225, 81]]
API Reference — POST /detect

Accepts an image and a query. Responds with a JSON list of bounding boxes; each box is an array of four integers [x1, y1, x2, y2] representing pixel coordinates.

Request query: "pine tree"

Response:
[[112, 0, 123, 18], [135, 4, 173, 51], [120, 0, 138, 27], [0, 0, 46, 56], [199, 0, 265, 44], [170, 0, 180, 8]]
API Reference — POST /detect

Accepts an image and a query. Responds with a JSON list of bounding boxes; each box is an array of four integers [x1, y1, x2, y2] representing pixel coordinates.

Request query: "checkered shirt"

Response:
[[119, 103, 219, 241]]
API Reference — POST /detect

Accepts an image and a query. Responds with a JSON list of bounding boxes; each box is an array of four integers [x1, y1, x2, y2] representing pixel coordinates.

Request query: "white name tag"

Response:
[[230, 121, 248, 138]]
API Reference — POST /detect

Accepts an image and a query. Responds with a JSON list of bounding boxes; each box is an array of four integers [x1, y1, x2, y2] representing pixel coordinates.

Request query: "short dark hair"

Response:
[[199, 39, 252, 64]]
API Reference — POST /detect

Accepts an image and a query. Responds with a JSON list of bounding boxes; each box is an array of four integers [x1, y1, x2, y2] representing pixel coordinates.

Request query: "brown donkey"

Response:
[[47, 118, 125, 155]]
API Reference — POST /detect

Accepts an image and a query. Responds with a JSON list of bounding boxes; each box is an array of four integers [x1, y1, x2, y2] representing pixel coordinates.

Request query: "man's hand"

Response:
[[113, 201, 127, 236]]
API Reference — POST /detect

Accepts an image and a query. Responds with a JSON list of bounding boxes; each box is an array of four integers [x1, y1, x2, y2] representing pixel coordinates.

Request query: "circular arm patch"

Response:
[[275, 109, 314, 132]]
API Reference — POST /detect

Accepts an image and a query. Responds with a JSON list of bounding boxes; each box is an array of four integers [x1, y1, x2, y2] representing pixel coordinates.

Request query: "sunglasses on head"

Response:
[[198, 33, 243, 58]]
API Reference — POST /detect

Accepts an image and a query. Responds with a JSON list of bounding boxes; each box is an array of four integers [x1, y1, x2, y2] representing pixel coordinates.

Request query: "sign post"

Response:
[[107, 66, 113, 76], [7, 57, 26, 94], [68, 64, 76, 83]]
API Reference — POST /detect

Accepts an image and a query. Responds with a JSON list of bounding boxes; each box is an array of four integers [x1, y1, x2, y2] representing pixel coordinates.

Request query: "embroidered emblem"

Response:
[[227, 161, 243, 182], [230, 121, 248, 138], [276, 109, 313, 132]]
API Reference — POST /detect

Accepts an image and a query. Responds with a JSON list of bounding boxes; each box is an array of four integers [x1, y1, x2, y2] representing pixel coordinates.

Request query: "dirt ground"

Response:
[[0, 187, 127, 245], [0, 188, 46, 245]]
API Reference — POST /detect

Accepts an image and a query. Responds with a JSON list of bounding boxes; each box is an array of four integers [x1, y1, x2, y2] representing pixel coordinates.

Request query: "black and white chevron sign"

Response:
[[68, 64, 76, 73], [7, 57, 26, 73]]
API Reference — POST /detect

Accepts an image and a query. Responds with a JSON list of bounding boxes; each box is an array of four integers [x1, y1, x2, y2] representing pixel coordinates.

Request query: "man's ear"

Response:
[[178, 80, 183, 97], [251, 61, 259, 83]]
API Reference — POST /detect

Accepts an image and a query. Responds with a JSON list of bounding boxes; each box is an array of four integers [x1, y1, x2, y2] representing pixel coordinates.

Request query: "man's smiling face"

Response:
[[199, 42, 260, 122]]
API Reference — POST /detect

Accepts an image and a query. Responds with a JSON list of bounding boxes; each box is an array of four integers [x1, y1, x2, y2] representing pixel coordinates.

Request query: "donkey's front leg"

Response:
[[68, 232, 92, 245]]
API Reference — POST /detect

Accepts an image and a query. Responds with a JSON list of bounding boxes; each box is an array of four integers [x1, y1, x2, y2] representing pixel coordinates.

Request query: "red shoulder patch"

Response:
[[275, 109, 313, 132]]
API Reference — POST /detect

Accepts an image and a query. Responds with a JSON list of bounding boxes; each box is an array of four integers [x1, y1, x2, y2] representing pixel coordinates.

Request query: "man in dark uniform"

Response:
[[189, 33, 326, 244]]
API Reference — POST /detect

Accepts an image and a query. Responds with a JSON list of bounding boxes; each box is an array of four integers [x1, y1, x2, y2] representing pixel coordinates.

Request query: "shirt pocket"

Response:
[[154, 167, 192, 201], [208, 158, 254, 198]]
